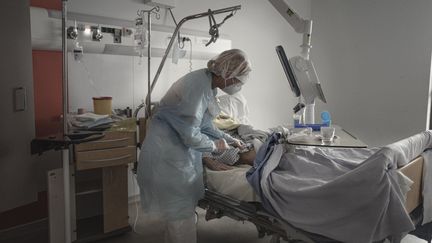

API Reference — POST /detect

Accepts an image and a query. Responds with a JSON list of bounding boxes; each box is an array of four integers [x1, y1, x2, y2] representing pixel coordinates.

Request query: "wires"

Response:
[[189, 39, 193, 73], [168, 8, 184, 49], [80, 58, 101, 97], [130, 168, 142, 234], [168, 8, 194, 71]]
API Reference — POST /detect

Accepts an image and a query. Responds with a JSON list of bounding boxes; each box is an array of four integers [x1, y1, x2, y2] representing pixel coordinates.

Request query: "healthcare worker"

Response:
[[137, 49, 251, 243]]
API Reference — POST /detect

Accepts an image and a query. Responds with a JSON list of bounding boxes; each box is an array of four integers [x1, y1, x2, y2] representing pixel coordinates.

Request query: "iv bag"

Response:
[[134, 17, 148, 57]]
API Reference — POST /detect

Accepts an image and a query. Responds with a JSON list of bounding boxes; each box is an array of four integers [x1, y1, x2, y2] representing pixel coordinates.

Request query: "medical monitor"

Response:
[[275, 45, 301, 97]]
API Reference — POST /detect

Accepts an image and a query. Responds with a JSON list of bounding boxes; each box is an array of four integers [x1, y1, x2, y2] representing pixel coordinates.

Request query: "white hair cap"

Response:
[[207, 49, 251, 83]]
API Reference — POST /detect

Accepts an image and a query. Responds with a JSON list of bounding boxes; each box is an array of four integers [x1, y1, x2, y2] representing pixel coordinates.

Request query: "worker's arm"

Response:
[[160, 77, 218, 152]]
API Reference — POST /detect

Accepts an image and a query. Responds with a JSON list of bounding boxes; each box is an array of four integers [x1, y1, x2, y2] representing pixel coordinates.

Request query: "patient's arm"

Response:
[[203, 157, 234, 171], [238, 149, 256, 166]]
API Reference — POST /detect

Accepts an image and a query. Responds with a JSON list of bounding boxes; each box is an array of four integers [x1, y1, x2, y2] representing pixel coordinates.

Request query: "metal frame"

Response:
[[198, 189, 315, 243], [143, 5, 241, 117]]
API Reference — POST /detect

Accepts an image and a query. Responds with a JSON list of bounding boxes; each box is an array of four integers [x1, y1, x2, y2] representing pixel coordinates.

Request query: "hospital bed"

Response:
[[198, 140, 431, 243]]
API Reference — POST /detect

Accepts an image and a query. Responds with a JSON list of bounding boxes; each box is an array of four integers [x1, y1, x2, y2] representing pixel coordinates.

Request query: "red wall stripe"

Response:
[[0, 192, 47, 230], [32, 50, 62, 137], [31, 0, 63, 137], [30, 0, 61, 10]]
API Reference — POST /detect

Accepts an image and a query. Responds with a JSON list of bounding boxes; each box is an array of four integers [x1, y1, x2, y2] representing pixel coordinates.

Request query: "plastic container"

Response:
[[93, 96, 112, 115], [293, 113, 302, 126], [294, 123, 328, 131]]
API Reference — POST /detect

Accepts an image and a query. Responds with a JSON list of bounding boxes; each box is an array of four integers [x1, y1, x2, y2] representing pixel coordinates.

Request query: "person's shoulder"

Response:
[[182, 69, 211, 86], [185, 68, 209, 79]]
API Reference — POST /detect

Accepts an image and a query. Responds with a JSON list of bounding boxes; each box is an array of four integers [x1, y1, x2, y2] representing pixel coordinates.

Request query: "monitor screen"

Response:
[[275, 45, 301, 97]]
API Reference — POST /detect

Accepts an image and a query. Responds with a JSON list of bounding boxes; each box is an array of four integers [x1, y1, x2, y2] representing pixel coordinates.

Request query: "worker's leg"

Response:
[[164, 214, 196, 243]]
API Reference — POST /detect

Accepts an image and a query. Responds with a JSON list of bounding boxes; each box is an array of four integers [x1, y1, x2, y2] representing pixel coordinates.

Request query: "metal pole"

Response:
[[62, 1, 68, 135], [146, 12, 152, 117], [144, 5, 241, 109], [62, 1, 72, 243]]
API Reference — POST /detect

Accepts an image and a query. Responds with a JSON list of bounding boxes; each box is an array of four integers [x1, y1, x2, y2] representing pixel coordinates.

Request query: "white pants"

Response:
[[164, 215, 196, 243]]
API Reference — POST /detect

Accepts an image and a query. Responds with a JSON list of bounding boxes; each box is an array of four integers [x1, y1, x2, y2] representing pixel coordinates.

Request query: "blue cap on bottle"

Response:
[[321, 111, 331, 126]]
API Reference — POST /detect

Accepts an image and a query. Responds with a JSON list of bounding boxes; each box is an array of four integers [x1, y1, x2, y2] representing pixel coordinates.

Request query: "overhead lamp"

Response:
[[92, 26, 103, 41], [67, 21, 78, 40]]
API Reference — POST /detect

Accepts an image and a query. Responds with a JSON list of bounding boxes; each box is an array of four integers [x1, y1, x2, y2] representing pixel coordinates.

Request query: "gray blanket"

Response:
[[254, 131, 432, 243]]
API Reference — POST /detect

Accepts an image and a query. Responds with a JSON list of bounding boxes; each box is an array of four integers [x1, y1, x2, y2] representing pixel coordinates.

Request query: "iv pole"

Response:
[[61, 1, 72, 242], [136, 7, 160, 118]]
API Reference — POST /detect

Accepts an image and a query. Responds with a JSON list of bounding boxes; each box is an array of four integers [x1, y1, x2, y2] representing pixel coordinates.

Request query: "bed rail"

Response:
[[198, 189, 315, 243]]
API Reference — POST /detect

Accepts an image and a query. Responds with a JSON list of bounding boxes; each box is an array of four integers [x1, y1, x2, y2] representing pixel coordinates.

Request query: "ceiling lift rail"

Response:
[[143, 5, 241, 117]]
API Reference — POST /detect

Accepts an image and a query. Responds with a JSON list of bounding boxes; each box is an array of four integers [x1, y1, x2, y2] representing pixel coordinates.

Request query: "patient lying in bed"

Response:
[[201, 121, 272, 171], [203, 146, 256, 170], [206, 94, 432, 242], [204, 126, 432, 242]]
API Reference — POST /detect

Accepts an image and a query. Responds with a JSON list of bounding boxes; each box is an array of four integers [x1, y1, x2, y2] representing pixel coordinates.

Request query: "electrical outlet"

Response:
[[13, 87, 26, 112]]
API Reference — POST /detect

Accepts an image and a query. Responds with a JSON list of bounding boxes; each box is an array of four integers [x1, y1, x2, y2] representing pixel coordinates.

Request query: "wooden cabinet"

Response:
[[103, 166, 129, 233], [73, 130, 136, 241], [75, 147, 135, 170], [75, 131, 136, 171]]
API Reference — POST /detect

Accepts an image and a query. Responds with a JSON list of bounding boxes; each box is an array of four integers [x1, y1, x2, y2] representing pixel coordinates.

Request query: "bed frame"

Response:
[[199, 156, 431, 243], [198, 189, 314, 243]]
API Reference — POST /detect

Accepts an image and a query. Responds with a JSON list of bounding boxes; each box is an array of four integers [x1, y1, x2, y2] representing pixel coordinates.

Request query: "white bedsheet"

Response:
[[205, 131, 432, 243], [206, 165, 259, 202]]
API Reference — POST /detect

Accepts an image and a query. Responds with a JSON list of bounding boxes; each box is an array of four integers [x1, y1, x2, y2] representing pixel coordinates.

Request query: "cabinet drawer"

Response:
[[75, 146, 136, 171], [75, 131, 136, 152]]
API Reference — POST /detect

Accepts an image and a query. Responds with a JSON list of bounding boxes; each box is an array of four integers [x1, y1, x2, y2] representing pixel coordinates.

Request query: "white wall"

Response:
[[68, 54, 208, 114], [67, 0, 311, 198], [311, 0, 432, 147], [68, 0, 311, 130], [0, 0, 61, 212]]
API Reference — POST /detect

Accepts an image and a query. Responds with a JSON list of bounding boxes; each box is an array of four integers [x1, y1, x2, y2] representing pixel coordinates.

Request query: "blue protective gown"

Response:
[[137, 68, 232, 220]]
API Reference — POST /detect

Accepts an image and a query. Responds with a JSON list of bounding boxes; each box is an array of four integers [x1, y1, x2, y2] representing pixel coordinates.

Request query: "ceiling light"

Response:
[[83, 27, 91, 35]]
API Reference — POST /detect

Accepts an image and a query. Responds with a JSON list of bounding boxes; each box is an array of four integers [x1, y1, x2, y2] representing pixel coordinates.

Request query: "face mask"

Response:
[[222, 79, 242, 95]]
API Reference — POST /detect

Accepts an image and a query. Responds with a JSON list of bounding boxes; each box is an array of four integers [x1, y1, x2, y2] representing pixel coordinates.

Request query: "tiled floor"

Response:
[[96, 203, 427, 243], [0, 204, 428, 243], [402, 235, 427, 243], [110, 205, 272, 243]]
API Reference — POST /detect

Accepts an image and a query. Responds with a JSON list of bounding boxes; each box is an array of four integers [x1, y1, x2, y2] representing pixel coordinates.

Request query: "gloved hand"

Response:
[[230, 138, 246, 150], [214, 138, 229, 152]]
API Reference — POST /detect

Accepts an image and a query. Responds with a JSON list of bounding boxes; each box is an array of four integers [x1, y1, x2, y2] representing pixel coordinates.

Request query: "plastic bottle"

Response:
[[125, 107, 132, 118], [293, 113, 302, 126], [321, 111, 331, 126]]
